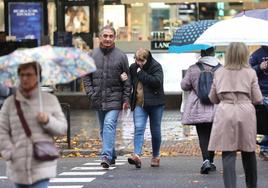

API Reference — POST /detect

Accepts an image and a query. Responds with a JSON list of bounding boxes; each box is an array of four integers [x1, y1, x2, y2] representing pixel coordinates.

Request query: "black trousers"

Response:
[[196, 123, 215, 162], [222, 151, 257, 188]]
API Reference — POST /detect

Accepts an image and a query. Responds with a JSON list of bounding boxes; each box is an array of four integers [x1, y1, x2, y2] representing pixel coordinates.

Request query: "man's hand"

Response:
[[122, 102, 129, 110], [120, 72, 128, 81], [260, 61, 268, 71]]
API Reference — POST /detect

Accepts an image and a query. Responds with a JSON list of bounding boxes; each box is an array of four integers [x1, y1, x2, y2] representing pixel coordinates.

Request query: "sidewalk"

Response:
[[58, 109, 202, 157]]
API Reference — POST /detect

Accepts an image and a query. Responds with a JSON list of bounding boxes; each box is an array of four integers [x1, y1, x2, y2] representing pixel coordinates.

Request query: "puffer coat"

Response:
[[181, 57, 220, 125], [0, 88, 67, 185], [83, 47, 131, 110], [208, 67, 262, 152], [129, 51, 165, 111]]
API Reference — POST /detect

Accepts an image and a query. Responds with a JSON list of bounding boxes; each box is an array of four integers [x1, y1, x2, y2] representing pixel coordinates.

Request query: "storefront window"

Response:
[[0, 0, 4, 32], [64, 6, 90, 34], [48, 2, 56, 44]]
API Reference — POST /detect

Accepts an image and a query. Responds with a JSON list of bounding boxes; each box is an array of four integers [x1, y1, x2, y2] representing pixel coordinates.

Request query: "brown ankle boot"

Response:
[[128, 154, 141, 168], [151, 157, 160, 167]]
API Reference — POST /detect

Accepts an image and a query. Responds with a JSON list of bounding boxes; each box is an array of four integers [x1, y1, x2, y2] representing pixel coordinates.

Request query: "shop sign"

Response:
[[151, 41, 171, 50]]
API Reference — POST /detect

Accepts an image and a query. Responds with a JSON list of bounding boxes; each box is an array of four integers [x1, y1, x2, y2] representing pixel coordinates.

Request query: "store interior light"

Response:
[[131, 3, 144, 7], [149, 3, 170, 9]]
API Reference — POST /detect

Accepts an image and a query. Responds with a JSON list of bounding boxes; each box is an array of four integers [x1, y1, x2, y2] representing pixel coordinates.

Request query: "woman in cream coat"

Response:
[[0, 62, 67, 188], [208, 42, 262, 188]]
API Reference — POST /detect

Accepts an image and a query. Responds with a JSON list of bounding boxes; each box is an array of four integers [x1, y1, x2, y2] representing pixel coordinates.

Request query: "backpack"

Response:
[[196, 63, 221, 105]]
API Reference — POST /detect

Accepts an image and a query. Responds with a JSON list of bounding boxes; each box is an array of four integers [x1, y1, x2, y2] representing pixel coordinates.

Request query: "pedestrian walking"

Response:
[[208, 42, 262, 188], [126, 48, 165, 168], [249, 45, 268, 160], [180, 47, 219, 174], [0, 62, 67, 188], [83, 25, 131, 169]]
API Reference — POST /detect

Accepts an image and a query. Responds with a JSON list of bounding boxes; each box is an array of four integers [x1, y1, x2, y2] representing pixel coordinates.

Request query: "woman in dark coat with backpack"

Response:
[[181, 47, 220, 174]]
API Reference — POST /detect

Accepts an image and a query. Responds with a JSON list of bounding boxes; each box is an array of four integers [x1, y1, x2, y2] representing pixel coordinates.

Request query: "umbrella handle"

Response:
[[36, 63, 43, 112]]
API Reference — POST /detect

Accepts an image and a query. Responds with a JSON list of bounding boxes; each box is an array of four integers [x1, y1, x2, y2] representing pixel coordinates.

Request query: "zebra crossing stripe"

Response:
[[50, 178, 95, 183], [72, 166, 116, 170], [83, 162, 125, 166], [0, 176, 7, 179], [59, 172, 106, 176], [48, 186, 83, 188], [95, 159, 127, 162]]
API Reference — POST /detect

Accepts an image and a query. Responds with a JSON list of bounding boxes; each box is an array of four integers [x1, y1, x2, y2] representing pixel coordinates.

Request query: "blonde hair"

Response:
[[135, 48, 149, 61], [224, 42, 250, 70]]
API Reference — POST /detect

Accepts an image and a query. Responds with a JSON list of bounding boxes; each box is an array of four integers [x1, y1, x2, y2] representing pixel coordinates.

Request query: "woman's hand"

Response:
[[120, 72, 128, 81], [37, 112, 49, 125]]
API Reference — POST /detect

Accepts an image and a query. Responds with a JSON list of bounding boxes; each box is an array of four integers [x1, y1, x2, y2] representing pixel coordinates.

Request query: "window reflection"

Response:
[[0, 0, 4, 31]]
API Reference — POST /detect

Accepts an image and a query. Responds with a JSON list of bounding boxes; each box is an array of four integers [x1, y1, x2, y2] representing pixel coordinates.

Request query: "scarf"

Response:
[[99, 43, 115, 55]]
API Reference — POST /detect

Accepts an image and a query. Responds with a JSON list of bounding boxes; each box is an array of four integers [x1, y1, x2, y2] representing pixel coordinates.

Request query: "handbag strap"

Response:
[[14, 95, 32, 137]]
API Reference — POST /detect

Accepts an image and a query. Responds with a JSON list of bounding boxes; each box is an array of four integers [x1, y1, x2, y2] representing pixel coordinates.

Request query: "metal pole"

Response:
[[196, 2, 199, 21]]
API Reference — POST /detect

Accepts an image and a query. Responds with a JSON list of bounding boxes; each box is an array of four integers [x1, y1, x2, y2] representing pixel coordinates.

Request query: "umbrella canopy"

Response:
[[194, 16, 268, 46], [235, 8, 268, 20], [169, 20, 218, 53], [0, 45, 96, 87]]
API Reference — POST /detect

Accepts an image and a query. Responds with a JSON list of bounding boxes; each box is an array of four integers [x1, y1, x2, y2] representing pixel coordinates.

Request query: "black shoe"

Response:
[[101, 157, 110, 169], [200, 160, 211, 174], [209, 163, 216, 172], [110, 157, 116, 166], [259, 151, 268, 161]]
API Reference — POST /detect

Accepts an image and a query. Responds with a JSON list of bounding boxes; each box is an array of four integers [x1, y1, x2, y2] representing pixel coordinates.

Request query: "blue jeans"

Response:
[[97, 110, 120, 161], [15, 179, 49, 188], [133, 105, 164, 157], [260, 98, 268, 152], [260, 135, 268, 152]]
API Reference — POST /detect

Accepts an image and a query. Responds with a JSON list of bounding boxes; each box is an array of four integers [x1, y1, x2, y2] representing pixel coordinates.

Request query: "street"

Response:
[[1, 156, 268, 188]]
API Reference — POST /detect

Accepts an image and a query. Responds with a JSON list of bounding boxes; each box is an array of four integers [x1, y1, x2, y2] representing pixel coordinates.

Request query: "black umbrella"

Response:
[[169, 20, 217, 53]]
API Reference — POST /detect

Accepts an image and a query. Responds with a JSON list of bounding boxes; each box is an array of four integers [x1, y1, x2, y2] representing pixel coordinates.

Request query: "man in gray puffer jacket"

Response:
[[83, 25, 131, 168]]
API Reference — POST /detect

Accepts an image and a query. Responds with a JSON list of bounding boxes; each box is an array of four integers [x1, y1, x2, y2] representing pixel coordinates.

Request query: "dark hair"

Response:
[[201, 47, 215, 57], [18, 62, 42, 82], [99, 25, 116, 37], [261, 45, 268, 52]]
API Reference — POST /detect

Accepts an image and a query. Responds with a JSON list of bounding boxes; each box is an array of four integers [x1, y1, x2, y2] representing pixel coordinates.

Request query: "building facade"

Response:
[[0, 0, 267, 51]]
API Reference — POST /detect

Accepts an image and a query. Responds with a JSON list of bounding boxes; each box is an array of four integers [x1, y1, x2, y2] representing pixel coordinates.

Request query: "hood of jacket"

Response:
[[198, 56, 220, 67]]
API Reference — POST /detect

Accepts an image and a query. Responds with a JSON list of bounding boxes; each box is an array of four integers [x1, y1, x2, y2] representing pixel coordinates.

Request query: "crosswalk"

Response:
[[0, 158, 127, 188], [49, 158, 127, 188]]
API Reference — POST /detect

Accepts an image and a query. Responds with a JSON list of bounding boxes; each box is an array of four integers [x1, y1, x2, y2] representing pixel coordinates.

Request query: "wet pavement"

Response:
[[59, 109, 201, 157]]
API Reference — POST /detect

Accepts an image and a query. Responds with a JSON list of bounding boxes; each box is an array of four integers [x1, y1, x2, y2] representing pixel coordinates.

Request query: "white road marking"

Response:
[[59, 172, 106, 176], [83, 162, 125, 166], [72, 166, 116, 170], [50, 178, 95, 183], [48, 186, 83, 188], [0, 176, 7, 179], [48, 159, 124, 187], [95, 159, 127, 162]]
